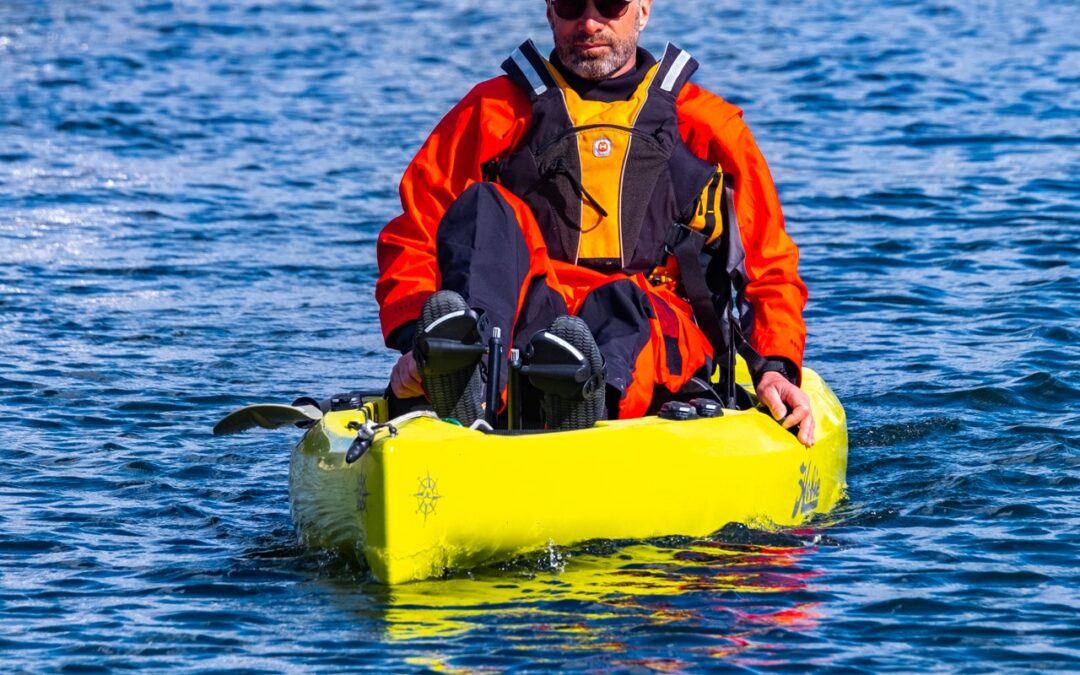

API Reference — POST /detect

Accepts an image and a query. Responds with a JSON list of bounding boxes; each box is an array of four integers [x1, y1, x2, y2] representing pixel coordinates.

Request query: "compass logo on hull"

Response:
[[414, 473, 442, 521]]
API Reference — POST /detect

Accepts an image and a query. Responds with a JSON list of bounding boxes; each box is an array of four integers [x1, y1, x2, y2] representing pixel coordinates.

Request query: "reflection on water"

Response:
[[319, 529, 826, 668]]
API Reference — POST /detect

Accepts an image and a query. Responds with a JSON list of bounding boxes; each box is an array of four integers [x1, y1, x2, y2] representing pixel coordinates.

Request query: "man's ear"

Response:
[[545, 1, 555, 29], [637, 0, 652, 31]]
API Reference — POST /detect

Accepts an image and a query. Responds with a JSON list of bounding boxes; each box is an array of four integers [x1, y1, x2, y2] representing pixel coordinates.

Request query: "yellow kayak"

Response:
[[287, 363, 847, 584]]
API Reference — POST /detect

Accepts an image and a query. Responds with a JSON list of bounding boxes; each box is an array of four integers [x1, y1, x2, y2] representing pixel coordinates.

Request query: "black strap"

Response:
[[670, 227, 735, 406], [669, 224, 768, 408], [670, 228, 726, 359]]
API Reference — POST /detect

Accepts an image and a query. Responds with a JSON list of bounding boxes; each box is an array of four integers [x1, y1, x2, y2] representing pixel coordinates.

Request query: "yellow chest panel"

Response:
[[546, 63, 662, 264]]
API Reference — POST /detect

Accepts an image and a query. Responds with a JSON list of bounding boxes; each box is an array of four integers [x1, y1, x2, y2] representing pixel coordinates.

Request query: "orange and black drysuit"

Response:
[[377, 42, 808, 419]]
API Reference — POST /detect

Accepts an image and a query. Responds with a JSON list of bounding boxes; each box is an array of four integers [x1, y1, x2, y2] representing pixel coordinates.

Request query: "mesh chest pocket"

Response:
[[536, 125, 672, 269]]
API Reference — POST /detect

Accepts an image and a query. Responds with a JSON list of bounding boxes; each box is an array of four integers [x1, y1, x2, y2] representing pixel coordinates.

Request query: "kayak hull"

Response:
[[289, 367, 847, 584]]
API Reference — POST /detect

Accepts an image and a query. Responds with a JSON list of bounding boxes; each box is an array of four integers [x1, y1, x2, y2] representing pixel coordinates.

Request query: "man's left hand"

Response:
[[755, 371, 815, 447]]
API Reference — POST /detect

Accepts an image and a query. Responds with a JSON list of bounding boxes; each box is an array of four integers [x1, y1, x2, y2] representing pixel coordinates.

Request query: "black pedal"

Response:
[[521, 331, 591, 399], [414, 308, 486, 375]]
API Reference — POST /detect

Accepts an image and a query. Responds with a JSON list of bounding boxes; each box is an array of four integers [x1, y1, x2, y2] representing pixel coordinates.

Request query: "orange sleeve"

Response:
[[375, 76, 532, 347], [676, 83, 809, 371]]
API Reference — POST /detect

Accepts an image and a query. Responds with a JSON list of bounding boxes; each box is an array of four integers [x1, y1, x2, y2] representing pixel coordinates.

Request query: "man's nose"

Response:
[[580, 3, 606, 32], [581, 16, 605, 33]]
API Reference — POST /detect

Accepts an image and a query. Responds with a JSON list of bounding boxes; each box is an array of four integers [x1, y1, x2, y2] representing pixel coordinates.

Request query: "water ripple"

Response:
[[1, 0, 1078, 671]]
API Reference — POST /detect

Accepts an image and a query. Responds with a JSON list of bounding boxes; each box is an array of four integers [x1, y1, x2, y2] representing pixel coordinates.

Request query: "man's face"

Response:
[[548, 0, 652, 81]]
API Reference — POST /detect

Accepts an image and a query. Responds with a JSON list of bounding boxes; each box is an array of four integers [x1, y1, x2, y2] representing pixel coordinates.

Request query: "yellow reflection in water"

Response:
[[353, 537, 822, 668]]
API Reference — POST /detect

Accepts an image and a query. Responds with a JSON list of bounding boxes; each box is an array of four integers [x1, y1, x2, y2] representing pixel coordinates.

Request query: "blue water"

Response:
[[2, 0, 1078, 670]]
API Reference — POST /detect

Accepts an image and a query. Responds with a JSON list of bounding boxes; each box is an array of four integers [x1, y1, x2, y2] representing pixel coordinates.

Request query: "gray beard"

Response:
[[555, 13, 640, 80], [559, 38, 637, 80]]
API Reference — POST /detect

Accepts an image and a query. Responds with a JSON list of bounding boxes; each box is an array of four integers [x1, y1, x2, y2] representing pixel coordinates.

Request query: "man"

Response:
[[376, 0, 815, 445]]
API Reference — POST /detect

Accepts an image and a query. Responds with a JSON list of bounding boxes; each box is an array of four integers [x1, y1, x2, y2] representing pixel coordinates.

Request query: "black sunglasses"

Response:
[[551, 0, 633, 21]]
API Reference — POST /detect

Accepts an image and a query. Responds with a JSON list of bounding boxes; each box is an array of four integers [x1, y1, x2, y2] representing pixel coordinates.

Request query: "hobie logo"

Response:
[[791, 461, 821, 518], [593, 137, 612, 158]]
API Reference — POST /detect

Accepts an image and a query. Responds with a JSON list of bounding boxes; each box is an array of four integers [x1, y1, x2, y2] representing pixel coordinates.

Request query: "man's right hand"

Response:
[[390, 352, 425, 399]]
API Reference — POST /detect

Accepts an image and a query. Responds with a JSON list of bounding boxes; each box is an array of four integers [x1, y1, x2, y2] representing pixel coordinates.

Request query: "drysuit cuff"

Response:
[[388, 320, 419, 354], [752, 356, 801, 388]]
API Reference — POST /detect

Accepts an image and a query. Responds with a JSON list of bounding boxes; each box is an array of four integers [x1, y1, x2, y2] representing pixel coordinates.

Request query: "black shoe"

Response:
[[524, 315, 606, 431], [414, 291, 486, 425]]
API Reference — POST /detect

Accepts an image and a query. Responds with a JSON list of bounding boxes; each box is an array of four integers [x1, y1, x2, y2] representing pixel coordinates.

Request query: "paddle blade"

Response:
[[213, 404, 323, 436]]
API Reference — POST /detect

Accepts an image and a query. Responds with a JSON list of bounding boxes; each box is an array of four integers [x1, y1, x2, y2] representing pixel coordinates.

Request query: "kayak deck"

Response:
[[289, 367, 847, 584]]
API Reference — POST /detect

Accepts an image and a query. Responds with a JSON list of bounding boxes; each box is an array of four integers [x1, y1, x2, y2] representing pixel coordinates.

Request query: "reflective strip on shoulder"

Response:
[[510, 47, 549, 96], [660, 50, 693, 93]]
